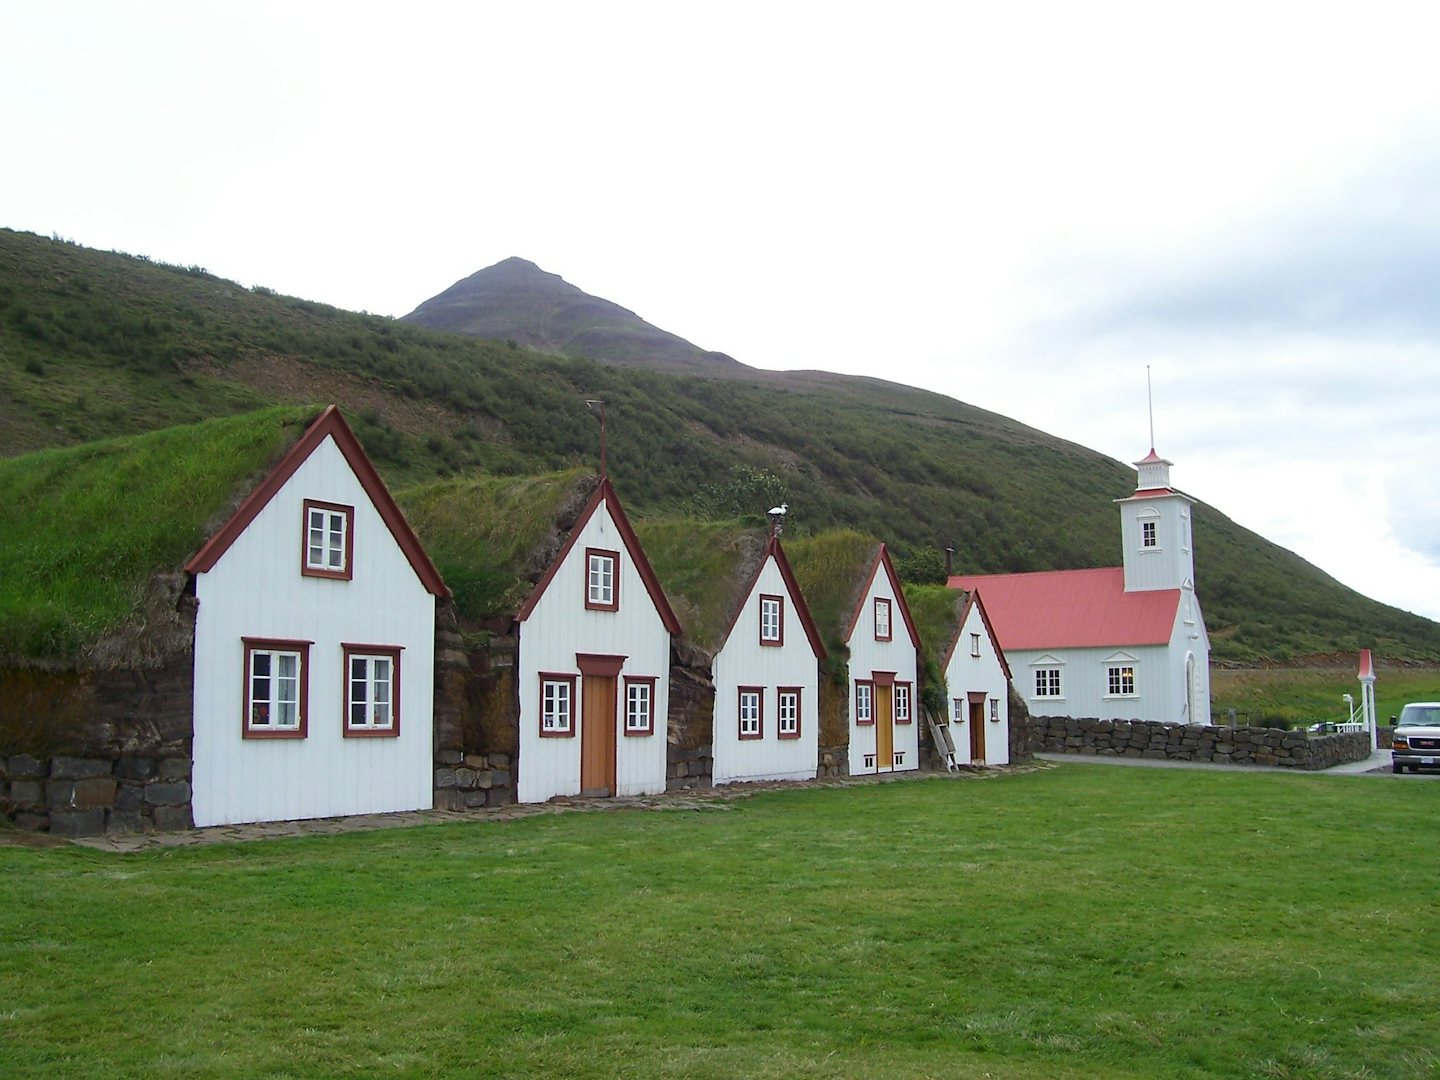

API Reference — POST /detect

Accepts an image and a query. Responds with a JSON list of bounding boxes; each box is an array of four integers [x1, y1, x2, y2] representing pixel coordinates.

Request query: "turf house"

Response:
[[0, 406, 449, 834]]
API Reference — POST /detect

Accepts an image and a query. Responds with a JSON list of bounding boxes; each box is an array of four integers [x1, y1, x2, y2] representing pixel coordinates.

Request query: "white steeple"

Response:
[[1115, 448, 1194, 593]]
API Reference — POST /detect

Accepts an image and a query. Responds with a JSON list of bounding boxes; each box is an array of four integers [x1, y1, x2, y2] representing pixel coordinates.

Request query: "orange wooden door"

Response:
[[969, 700, 986, 763], [581, 675, 616, 796], [875, 684, 894, 771]]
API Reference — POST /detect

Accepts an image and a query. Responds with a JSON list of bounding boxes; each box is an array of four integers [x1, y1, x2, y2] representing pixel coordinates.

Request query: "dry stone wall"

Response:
[[1029, 715, 1373, 769]]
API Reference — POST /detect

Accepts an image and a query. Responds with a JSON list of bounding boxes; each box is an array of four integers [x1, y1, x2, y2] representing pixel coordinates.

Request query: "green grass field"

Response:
[[2, 766, 1434, 1079], [1211, 666, 1440, 729]]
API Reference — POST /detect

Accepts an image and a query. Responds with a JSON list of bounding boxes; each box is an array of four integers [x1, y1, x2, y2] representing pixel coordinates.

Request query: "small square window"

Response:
[[894, 683, 912, 724], [1035, 668, 1062, 698], [540, 674, 577, 737], [344, 644, 401, 737], [759, 594, 784, 646], [855, 682, 874, 725], [874, 598, 892, 642], [585, 548, 619, 611], [739, 687, 763, 740], [244, 638, 310, 739], [624, 676, 656, 736], [777, 688, 801, 739], [302, 500, 354, 580]]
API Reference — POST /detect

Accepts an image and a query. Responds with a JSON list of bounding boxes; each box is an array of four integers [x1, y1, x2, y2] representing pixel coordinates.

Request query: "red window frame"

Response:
[[894, 681, 913, 725], [242, 637, 311, 739], [623, 675, 657, 736], [759, 593, 785, 646], [301, 499, 354, 581], [873, 598, 892, 642], [738, 686, 764, 740], [584, 547, 620, 611], [342, 643, 402, 738], [854, 681, 874, 726], [777, 687, 801, 740], [539, 672, 578, 737]]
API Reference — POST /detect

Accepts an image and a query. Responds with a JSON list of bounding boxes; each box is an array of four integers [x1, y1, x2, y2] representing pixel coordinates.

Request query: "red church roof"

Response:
[[946, 567, 1179, 651]]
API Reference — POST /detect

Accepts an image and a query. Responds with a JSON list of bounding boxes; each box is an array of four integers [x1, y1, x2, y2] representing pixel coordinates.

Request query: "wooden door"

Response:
[[969, 700, 986, 764], [876, 684, 894, 771], [581, 675, 616, 797]]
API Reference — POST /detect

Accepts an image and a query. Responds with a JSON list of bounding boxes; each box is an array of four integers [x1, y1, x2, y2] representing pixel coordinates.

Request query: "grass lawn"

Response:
[[1211, 666, 1440, 729], [1, 766, 1435, 1079]]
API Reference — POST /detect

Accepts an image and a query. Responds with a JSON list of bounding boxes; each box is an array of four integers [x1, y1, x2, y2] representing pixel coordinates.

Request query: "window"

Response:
[[777, 687, 801, 739], [302, 500, 353, 580], [894, 682, 912, 724], [874, 598, 892, 641], [970, 633, 981, 657], [624, 676, 656, 736], [243, 638, 310, 738], [1035, 667, 1062, 698], [759, 594, 784, 646], [953, 697, 965, 723], [855, 682, 874, 725], [344, 645, 400, 737], [539, 674, 577, 737], [1107, 664, 1136, 696], [1141, 520, 1158, 548], [989, 698, 999, 723], [585, 548, 619, 611], [738, 687, 763, 739]]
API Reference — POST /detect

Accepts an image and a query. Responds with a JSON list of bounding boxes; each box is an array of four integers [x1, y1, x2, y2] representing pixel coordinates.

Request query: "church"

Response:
[[948, 448, 1211, 726]]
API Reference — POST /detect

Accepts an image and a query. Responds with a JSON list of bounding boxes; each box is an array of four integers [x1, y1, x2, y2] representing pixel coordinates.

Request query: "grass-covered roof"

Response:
[[783, 530, 886, 665], [0, 405, 318, 662], [903, 584, 967, 671], [395, 469, 596, 625], [637, 519, 770, 659]]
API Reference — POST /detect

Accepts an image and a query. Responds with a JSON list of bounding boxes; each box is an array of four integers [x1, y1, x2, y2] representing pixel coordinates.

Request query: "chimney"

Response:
[[944, 545, 955, 576]]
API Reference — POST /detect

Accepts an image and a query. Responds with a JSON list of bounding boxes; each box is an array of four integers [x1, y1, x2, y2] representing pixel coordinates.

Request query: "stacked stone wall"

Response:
[[666, 663, 714, 792], [433, 617, 516, 808], [1028, 715, 1373, 769]]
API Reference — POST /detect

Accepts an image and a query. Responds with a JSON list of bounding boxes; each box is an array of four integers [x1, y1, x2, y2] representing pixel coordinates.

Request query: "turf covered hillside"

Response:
[[2, 228, 1439, 663], [0, 406, 317, 660]]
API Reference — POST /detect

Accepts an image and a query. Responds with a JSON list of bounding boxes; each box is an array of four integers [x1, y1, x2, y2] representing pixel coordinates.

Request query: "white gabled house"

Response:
[[846, 545, 922, 776], [950, 447, 1210, 726], [939, 590, 1012, 765], [185, 406, 449, 827], [711, 534, 827, 785], [514, 477, 682, 802]]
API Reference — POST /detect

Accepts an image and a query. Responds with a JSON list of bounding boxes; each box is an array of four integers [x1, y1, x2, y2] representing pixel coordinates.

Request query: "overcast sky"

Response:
[[6, 2, 1440, 628]]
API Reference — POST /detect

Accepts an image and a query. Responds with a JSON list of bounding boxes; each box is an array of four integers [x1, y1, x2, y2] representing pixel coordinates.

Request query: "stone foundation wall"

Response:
[[432, 615, 517, 809], [667, 663, 714, 792], [1029, 715, 1374, 769]]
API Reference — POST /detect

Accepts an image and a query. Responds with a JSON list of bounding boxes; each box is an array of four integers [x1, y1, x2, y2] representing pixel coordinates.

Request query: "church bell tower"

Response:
[[1115, 449, 1195, 594]]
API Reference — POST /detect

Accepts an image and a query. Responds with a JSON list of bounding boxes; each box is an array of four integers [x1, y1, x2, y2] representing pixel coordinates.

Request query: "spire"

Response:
[[1133, 448, 1174, 492]]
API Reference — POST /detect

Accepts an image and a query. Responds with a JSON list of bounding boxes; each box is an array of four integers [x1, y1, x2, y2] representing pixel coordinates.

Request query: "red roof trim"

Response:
[[844, 544, 920, 648], [939, 589, 1013, 681], [515, 477, 682, 635], [1116, 487, 1181, 501], [185, 406, 448, 597], [720, 536, 827, 660]]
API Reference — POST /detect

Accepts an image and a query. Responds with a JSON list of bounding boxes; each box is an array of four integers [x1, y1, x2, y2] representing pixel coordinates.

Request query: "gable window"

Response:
[[1141, 520, 1158, 548], [540, 673, 577, 737], [244, 638, 310, 739], [777, 687, 801, 739], [874, 598, 892, 642], [302, 500, 353, 580], [1035, 667, 1062, 698], [344, 644, 401, 737], [759, 594, 784, 646], [855, 682, 874, 725], [624, 676, 656, 736], [1107, 664, 1137, 697], [585, 548, 619, 611], [894, 682, 913, 725], [970, 633, 981, 657], [738, 687, 763, 740]]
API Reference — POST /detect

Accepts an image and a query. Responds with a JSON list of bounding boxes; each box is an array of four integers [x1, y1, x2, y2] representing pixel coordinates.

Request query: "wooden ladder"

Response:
[[926, 707, 960, 771]]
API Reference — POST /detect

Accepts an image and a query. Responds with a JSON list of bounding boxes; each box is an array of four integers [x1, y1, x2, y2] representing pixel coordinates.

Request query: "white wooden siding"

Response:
[[943, 604, 1010, 765], [846, 568, 919, 775], [1011, 639, 1178, 724], [517, 500, 671, 803], [712, 556, 820, 784], [191, 436, 436, 827]]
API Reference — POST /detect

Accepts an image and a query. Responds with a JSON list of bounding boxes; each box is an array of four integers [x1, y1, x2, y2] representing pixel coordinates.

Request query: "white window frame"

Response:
[[344, 645, 400, 736], [970, 632, 981, 657], [738, 687, 763, 740], [244, 638, 309, 738], [855, 682, 874, 725], [989, 698, 999, 723], [540, 674, 576, 737], [777, 687, 801, 739], [623, 676, 655, 736], [585, 548, 619, 611], [1107, 664, 1137, 697], [302, 500, 352, 579], [894, 683, 912, 725], [1034, 667, 1062, 698], [759, 594, 784, 645], [874, 598, 892, 641]]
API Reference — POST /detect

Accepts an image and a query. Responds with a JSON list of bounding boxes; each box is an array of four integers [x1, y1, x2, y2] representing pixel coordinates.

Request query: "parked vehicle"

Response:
[[1391, 703, 1440, 774]]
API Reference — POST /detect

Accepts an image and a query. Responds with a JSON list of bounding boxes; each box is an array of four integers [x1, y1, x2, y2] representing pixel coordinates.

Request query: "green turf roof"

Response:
[[395, 469, 595, 624], [903, 583, 967, 670], [0, 405, 318, 661], [637, 518, 770, 657], [783, 529, 886, 661]]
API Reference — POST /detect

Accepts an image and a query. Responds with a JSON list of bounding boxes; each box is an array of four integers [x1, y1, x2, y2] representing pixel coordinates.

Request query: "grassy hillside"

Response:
[[3, 228, 1438, 662]]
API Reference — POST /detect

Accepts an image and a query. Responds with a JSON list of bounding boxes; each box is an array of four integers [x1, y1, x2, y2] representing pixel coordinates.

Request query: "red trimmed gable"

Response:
[[947, 567, 1179, 651], [720, 535, 828, 660], [941, 590, 1013, 681], [845, 544, 921, 649], [185, 405, 448, 597], [515, 477, 682, 634]]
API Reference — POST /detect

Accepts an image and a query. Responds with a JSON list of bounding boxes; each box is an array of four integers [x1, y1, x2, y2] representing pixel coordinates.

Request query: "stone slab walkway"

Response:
[[4, 762, 1031, 853]]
